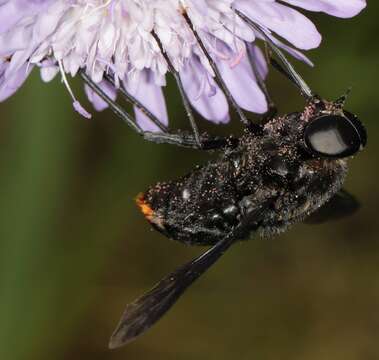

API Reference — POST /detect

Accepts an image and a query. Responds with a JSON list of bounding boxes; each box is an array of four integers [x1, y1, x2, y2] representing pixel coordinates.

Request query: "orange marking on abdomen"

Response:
[[135, 193, 166, 230], [136, 192, 154, 220]]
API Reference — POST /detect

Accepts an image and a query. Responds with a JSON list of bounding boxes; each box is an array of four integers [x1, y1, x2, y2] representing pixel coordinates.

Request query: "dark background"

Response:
[[0, 5, 378, 360]]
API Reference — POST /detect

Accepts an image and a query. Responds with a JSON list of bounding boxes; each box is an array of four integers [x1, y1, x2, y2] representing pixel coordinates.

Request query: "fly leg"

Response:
[[234, 9, 314, 99], [80, 71, 235, 150], [103, 73, 169, 133], [143, 131, 239, 150], [152, 32, 202, 147], [247, 45, 278, 125], [181, 11, 252, 127]]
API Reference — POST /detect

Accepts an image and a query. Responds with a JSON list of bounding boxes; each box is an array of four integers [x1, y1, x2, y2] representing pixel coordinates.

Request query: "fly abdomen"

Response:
[[136, 159, 246, 245]]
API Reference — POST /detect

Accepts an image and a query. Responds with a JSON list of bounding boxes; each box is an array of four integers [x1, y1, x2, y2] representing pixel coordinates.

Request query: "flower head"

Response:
[[0, 0, 366, 129]]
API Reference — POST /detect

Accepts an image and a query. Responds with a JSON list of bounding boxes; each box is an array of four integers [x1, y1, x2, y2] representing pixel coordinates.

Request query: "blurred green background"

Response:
[[0, 6, 378, 360]]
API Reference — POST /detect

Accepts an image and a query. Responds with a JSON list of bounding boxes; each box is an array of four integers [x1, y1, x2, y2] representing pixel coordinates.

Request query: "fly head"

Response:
[[302, 95, 367, 159]]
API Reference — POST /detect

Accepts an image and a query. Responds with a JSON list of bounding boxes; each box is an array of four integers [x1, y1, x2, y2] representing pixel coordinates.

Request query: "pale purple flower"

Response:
[[0, 0, 366, 129]]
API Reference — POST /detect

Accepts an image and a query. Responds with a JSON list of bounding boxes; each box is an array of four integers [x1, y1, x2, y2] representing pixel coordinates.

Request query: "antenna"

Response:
[[335, 87, 352, 107]]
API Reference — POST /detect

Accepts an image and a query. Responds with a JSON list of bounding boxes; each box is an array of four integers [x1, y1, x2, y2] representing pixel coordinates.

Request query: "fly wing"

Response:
[[109, 200, 271, 349], [108, 228, 237, 349], [306, 189, 360, 224]]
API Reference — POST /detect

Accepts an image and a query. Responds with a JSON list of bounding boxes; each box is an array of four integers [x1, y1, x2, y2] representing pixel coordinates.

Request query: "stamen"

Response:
[[229, 47, 245, 69], [208, 38, 229, 61], [58, 60, 92, 119], [80, 0, 114, 21]]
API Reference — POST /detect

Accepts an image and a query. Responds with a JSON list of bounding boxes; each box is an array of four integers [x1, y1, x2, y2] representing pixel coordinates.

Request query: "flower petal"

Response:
[[216, 43, 268, 114], [234, 0, 322, 50], [281, 0, 366, 18], [124, 70, 168, 132], [180, 56, 230, 124], [85, 80, 117, 112], [0, 62, 33, 101]]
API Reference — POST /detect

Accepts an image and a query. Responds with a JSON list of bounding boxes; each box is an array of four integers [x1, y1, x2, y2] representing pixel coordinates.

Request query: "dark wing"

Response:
[[306, 189, 360, 224], [109, 199, 271, 348], [109, 227, 238, 349]]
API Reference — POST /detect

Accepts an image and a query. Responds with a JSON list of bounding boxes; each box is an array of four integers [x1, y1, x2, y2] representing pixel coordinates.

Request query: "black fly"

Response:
[[81, 9, 367, 348]]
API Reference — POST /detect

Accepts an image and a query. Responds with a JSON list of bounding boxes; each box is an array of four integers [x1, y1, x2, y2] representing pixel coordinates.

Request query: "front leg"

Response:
[[82, 70, 238, 151], [143, 131, 239, 150]]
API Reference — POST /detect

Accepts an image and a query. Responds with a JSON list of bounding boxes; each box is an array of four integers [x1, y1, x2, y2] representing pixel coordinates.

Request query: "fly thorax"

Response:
[[288, 158, 348, 218]]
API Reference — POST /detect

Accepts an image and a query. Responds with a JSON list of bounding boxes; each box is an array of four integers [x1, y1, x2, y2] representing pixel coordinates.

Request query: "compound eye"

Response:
[[344, 110, 367, 148], [304, 114, 366, 158]]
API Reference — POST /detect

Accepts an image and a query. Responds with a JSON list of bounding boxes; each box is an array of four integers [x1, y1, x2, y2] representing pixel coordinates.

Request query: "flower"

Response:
[[0, 0, 366, 130]]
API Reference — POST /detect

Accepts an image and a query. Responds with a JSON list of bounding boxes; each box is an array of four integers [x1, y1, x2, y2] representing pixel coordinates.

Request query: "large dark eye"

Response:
[[304, 113, 367, 158]]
